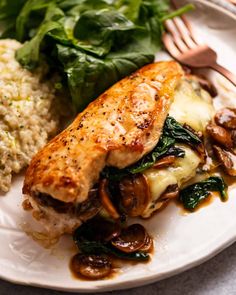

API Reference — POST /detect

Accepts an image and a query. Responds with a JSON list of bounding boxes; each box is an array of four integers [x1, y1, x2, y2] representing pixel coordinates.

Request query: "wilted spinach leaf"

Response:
[[74, 239, 149, 260], [164, 116, 202, 146], [103, 116, 201, 180], [179, 176, 228, 211], [73, 221, 149, 261]]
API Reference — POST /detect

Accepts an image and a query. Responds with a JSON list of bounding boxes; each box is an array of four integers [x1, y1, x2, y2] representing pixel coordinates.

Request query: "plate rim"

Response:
[[1, 0, 236, 292], [1, 222, 236, 293]]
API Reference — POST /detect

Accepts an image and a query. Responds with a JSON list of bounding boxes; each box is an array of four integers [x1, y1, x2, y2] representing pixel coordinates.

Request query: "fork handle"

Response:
[[210, 63, 236, 87]]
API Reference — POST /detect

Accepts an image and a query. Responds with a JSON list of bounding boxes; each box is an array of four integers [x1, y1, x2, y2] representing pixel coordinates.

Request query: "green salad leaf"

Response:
[[0, 0, 193, 111], [0, 0, 26, 38], [117, 0, 142, 22], [15, 0, 56, 42], [73, 9, 138, 56], [16, 4, 64, 70], [179, 176, 228, 211], [56, 44, 153, 109]]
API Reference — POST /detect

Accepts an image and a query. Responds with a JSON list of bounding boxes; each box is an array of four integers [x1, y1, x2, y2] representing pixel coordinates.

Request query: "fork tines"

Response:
[[163, 2, 202, 58]]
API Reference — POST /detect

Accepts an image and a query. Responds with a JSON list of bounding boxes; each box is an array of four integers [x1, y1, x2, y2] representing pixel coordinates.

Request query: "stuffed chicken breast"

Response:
[[23, 61, 214, 236]]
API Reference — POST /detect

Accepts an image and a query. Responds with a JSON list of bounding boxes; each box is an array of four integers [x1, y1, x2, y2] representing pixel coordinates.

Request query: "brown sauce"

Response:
[[110, 251, 152, 268], [173, 193, 215, 215], [220, 171, 236, 188], [22, 199, 33, 211], [174, 167, 236, 214], [69, 168, 235, 280], [69, 233, 153, 281], [69, 250, 152, 281]]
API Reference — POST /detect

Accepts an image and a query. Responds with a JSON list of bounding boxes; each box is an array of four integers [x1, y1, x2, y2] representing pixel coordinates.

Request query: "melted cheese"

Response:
[[169, 79, 214, 132], [142, 145, 200, 217], [142, 79, 214, 218]]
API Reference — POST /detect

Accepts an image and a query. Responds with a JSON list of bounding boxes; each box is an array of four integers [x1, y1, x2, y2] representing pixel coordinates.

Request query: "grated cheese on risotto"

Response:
[[0, 39, 66, 192]]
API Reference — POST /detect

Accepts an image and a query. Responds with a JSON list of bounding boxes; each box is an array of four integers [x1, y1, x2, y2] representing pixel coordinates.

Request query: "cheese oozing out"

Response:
[[141, 79, 215, 218], [169, 78, 214, 132]]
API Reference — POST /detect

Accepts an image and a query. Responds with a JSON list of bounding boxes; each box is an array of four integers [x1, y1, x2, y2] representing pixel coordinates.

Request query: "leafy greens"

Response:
[[102, 116, 202, 180], [179, 176, 228, 211], [73, 220, 149, 261], [0, 0, 193, 110]]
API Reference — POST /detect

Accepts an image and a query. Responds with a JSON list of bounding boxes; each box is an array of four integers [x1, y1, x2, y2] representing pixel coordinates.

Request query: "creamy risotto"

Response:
[[0, 39, 65, 192]]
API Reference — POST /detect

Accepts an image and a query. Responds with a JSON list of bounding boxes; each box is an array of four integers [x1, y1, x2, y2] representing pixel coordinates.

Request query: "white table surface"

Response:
[[1, 240, 236, 295]]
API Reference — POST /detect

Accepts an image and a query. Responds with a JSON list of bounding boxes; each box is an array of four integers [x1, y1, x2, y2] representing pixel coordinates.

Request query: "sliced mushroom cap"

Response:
[[213, 145, 236, 176], [215, 108, 236, 130], [87, 219, 121, 242], [99, 179, 120, 220], [183, 124, 206, 162], [35, 192, 75, 214], [159, 184, 179, 202], [111, 224, 147, 253], [231, 130, 236, 148], [79, 188, 102, 222], [152, 155, 176, 169], [193, 75, 218, 97], [73, 217, 122, 251], [195, 143, 207, 164], [183, 123, 203, 139], [119, 174, 151, 217], [71, 254, 111, 279], [206, 123, 233, 149], [139, 234, 153, 253]]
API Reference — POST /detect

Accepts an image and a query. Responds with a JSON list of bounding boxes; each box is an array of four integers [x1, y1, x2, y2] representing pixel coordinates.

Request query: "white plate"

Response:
[[0, 0, 236, 292]]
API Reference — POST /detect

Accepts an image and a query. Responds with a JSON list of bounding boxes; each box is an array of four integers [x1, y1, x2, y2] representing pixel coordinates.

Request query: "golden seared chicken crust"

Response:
[[23, 61, 184, 207]]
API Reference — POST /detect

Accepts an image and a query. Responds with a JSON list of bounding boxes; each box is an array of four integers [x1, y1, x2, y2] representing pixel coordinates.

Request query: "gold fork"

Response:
[[162, 1, 236, 86]]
